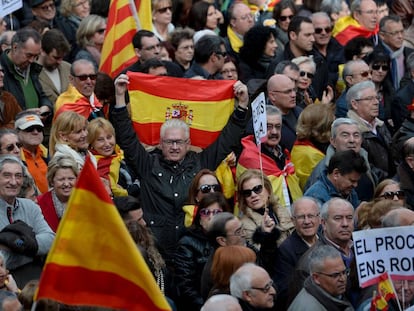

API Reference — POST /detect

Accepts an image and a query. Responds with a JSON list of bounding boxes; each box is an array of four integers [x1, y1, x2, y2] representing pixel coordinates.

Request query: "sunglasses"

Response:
[[199, 208, 223, 217], [96, 28, 106, 34], [199, 184, 222, 194], [4, 143, 22, 152], [372, 64, 389, 71], [241, 184, 263, 197], [215, 51, 227, 58], [279, 15, 294, 21], [381, 191, 405, 200], [351, 70, 371, 78], [157, 6, 172, 13], [73, 74, 97, 81], [314, 26, 333, 34], [300, 71, 314, 79], [23, 125, 43, 133]]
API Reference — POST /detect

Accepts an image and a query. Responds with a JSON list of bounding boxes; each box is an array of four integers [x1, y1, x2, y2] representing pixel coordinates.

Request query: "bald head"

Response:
[[382, 208, 414, 227], [267, 74, 297, 114], [201, 294, 242, 311]]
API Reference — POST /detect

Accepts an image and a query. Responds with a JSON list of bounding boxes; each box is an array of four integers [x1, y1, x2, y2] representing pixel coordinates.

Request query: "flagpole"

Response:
[[128, 0, 141, 29], [387, 272, 403, 311]]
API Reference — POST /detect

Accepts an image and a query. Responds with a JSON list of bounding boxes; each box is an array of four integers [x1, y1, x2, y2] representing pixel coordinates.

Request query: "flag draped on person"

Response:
[[370, 272, 399, 311], [332, 15, 379, 46], [100, 0, 152, 78], [127, 72, 236, 148], [34, 156, 171, 311]]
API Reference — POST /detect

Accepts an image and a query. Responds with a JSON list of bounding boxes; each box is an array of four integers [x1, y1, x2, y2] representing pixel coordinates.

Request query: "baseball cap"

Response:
[[15, 114, 44, 130]]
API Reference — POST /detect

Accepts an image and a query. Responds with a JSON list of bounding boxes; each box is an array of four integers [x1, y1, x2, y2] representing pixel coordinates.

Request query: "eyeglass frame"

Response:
[[380, 190, 405, 200], [3, 143, 23, 152], [198, 184, 222, 194], [292, 213, 320, 221], [315, 268, 350, 279], [199, 208, 223, 217], [251, 280, 274, 294]]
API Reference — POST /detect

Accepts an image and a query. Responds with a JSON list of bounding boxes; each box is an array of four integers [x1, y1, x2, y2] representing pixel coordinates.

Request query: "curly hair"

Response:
[[239, 25, 277, 66]]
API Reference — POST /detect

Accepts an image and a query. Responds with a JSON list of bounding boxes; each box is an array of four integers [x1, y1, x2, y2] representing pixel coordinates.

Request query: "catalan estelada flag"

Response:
[[34, 156, 171, 311], [332, 15, 379, 46], [128, 72, 235, 148], [100, 0, 152, 78]]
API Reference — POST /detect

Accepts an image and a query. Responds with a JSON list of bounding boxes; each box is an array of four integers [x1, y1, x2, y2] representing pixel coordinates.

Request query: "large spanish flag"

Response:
[[128, 72, 235, 148], [100, 0, 152, 78], [34, 156, 171, 310], [332, 15, 379, 46]]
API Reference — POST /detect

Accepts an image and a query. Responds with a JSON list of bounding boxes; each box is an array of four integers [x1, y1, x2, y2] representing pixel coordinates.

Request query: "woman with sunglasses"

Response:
[[291, 56, 318, 108], [152, 0, 175, 41], [237, 169, 294, 248], [273, 0, 297, 52], [0, 129, 21, 157], [175, 192, 229, 311]]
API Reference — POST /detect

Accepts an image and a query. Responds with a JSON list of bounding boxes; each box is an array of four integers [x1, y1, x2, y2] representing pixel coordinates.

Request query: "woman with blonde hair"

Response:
[[152, 0, 175, 41]]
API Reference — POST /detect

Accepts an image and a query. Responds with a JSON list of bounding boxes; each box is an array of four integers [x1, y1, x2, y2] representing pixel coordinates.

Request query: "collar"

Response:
[[0, 197, 18, 211], [324, 234, 353, 257]]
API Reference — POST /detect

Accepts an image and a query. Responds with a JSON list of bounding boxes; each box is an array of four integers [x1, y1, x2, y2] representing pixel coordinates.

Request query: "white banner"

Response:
[[251, 92, 267, 147], [353, 226, 414, 288], [0, 0, 22, 18]]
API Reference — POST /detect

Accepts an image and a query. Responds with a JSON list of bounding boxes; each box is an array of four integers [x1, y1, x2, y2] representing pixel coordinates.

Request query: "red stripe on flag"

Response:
[[106, 1, 133, 29], [111, 29, 138, 54], [37, 264, 170, 311]]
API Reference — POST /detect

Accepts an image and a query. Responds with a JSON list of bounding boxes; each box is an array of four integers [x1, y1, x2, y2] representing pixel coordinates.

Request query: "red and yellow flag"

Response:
[[100, 0, 152, 78], [128, 72, 235, 148], [370, 272, 398, 311], [332, 15, 379, 46], [35, 156, 171, 311]]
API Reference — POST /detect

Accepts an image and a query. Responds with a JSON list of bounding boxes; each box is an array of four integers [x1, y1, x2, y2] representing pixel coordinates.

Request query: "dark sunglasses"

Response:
[[350, 70, 371, 78], [199, 184, 222, 194], [314, 26, 333, 34], [157, 6, 172, 13], [23, 125, 43, 133], [279, 15, 294, 21], [381, 191, 405, 200], [0, 68, 4, 73], [242, 184, 264, 197], [199, 208, 223, 217], [215, 51, 227, 58], [73, 74, 98, 81], [300, 71, 314, 79], [4, 143, 22, 152], [96, 28, 106, 34], [372, 64, 389, 71]]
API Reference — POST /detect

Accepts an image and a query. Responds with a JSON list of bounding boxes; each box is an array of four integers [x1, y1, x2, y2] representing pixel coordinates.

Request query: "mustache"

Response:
[[268, 134, 279, 139]]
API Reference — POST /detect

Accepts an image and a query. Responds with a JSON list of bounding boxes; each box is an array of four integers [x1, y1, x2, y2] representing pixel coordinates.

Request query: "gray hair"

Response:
[[291, 56, 316, 73], [350, 0, 362, 15], [290, 196, 321, 216], [0, 155, 24, 173], [320, 198, 353, 220], [346, 80, 376, 110], [47, 155, 79, 187], [320, 0, 344, 16], [0, 129, 18, 151], [274, 60, 299, 74], [160, 119, 190, 140], [201, 294, 240, 311], [343, 59, 368, 80], [311, 12, 331, 22], [229, 262, 256, 298], [330, 118, 360, 139], [266, 105, 282, 117], [70, 58, 96, 76], [308, 245, 342, 273]]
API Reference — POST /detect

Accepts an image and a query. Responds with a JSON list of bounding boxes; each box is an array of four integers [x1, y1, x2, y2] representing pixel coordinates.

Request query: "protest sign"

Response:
[[251, 92, 267, 147]]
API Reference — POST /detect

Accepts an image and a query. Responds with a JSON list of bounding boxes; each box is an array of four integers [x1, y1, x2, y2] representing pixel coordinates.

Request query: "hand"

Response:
[[321, 85, 334, 105], [261, 209, 276, 233], [5, 274, 19, 293], [233, 80, 249, 108], [114, 74, 129, 105]]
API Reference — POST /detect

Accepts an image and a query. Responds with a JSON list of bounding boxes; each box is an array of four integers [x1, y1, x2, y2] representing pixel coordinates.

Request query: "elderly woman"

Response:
[[220, 56, 239, 81], [152, 0, 175, 41], [75, 14, 106, 69], [291, 56, 317, 108], [37, 155, 79, 232], [0, 129, 21, 156], [169, 27, 194, 72]]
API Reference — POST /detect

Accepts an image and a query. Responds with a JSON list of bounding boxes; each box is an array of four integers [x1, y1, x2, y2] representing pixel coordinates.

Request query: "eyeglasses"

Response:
[[372, 64, 389, 71], [314, 26, 333, 34], [38, 2, 55, 11], [355, 95, 380, 102], [380, 190, 405, 200], [143, 43, 161, 51], [162, 139, 188, 146], [199, 208, 223, 217], [157, 6, 172, 13], [293, 213, 320, 221], [299, 71, 314, 79], [241, 184, 264, 197], [73, 74, 98, 81], [4, 143, 22, 152], [23, 125, 43, 133], [279, 15, 294, 21], [215, 51, 227, 58], [251, 280, 274, 293], [350, 70, 371, 78], [381, 29, 404, 36], [96, 28, 106, 34], [316, 268, 350, 279], [199, 184, 222, 194], [270, 88, 297, 95], [221, 68, 237, 75]]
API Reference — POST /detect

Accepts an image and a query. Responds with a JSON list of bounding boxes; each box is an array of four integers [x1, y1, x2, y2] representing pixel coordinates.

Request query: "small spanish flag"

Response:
[[370, 272, 398, 311], [34, 156, 171, 310]]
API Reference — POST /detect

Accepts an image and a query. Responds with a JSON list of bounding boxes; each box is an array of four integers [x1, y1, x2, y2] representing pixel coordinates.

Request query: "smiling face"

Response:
[[160, 127, 190, 162], [264, 34, 277, 57], [265, 113, 282, 148], [60, 122, 88, 151], [0, 162, 23, 204], [91, 129, 115, 157], [70, 61, 96, 98], [52, 168, 77, 202], [206, 5, 218, 30]]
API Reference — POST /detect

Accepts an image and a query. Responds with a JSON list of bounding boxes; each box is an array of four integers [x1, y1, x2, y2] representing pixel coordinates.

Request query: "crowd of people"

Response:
[[0, 0, 414, 310]]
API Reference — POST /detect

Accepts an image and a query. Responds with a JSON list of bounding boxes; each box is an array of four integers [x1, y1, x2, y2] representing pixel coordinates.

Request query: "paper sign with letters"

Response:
[[251, 92, 267, 147]]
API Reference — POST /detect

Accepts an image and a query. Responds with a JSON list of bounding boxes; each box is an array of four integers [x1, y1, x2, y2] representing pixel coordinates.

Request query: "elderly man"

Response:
[[306, 118, 376, 201], [0, 28, 52, 112], [288, 245, 354, 311], [54, 59, 103, 120], [201, 294, 242, 311], [333, 0, 379, 46], [347, 80, 394, 180], [0, 155, 54, 286], [230, 263, 276, 311], [274, 197, 321, 310], [305, 150, 367, 208], [30, 0, 58, 29], [382, 207, 414, 227], [15, 112, 48, 194], [112, 73, 248, 270]]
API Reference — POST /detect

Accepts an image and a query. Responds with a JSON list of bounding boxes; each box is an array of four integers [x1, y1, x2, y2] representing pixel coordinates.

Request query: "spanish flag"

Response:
[[332, 15, 379, 46], [128, 72, 235, 148], [370, 272, 398, 311], [100, 0, 152, 78], [34, 156, 171, 310]]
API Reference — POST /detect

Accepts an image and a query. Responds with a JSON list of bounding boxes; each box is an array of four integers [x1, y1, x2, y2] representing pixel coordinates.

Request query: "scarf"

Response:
[[227, 26, 243, 53]]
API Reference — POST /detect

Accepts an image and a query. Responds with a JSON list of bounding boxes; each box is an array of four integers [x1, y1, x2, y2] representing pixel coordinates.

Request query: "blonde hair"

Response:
[[291, 55, 316, 73], [87, 117, 115, 145], [76, 14, 106, 48], [296, 104, 335, 143], [60, 0, 90, 17]]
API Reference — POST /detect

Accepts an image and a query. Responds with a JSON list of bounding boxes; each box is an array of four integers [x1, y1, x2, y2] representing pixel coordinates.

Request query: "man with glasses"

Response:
[[288, 245, 353, 310], [230, 263, 276, 311], [30, 0, 57, 29], [55, 58, 103, 120], [15, 112, 48, 195], [347, 80, 394, 180]]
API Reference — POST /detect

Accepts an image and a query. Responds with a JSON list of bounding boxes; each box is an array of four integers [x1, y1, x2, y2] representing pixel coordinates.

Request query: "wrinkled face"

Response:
[[52, 168, 77, 202], [379, 183, 405, 205], [137, 36, 161, 62], [61, 123, 88, 151], [313, 257, 347, 296], [312, 16, 332, 47], [242, 177, 269, 210], [70, 61, 97, 98], [351, 87, 379, 122], [292, 199, 320, 239], [297, 62, 314, 91], [322, 201, 354, 245], [11, 38, 41, 70], [290, 21, 315, 53], [206, 5, 218, 30], [43, 48, 65, 71], [224, 218, 246, 246], [370, 62, 388, 83], [247, 268, 276, 309], [331, 124, 362, 153], [332, 170, 361, 196], [0, 134, 21, 156], [379, 20, 404, 51], [73, 0, 90, 18], [18, 125, 44, 148], [278, 7, 294, 32], [175, 39, 194, 65], [199, 202, 223, 231], [153, 0, 173, 26], [91, 129, 115, 157], [0, 163, 23, 204], [264, 34, 278, 58], [231, 3, 253, 36], [265, 114, 282, 148], [196, 174, 220, 203], [160, 127, 190, 162], [221, 61, 238, 80], [353, 0, 378, 31], [32, 0, 56, 21], [346, 62, 371, 86], [268, 76, 296, 113]]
